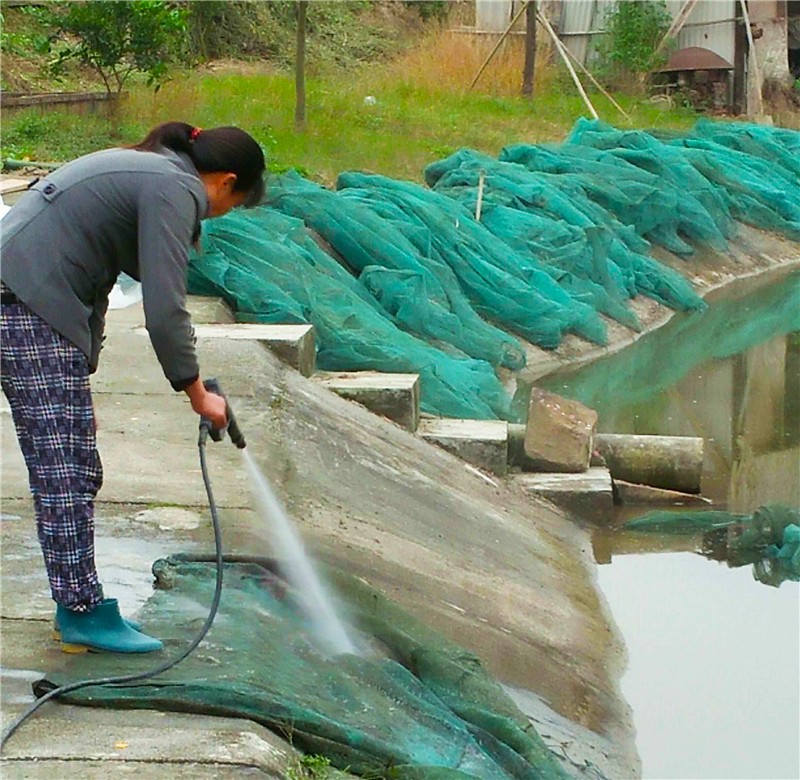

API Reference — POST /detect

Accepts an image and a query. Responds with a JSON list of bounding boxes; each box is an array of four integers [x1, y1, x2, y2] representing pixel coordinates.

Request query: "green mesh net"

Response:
[[46, 556, 569, 780], [188, 207, 512, 420], [623, 504, 800, 587], [186, 120, 800, 422]]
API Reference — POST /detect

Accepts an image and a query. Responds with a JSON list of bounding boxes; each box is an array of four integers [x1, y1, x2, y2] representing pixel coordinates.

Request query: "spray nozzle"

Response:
[[200, 378, 246, 449]]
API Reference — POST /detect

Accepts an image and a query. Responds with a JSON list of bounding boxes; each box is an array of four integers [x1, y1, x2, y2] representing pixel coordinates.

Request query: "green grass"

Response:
[[1, 64, 698, 185]]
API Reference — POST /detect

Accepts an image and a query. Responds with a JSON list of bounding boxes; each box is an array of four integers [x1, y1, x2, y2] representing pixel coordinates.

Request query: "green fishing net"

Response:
[[624, 504, 800, 587], [188, 207, 512, 420], [185, 120, 800, 422], [45, 556, 569, 780]]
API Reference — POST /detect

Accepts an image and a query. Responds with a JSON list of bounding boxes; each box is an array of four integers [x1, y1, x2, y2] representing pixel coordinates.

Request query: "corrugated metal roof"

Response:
[[669, 0, 736, 65], [472, 0, 737, 65], [559, 0, 607, 63], [475, 0, 514, 33], [550, 0, 736, 65]]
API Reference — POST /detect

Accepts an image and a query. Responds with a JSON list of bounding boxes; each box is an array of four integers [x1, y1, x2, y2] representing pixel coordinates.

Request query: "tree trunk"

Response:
[[522, 1, 536, 97], [294, 0, 307, 132]]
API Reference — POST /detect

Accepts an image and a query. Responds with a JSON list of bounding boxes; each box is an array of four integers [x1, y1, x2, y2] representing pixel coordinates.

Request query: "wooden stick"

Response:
[[537, 9, 599, 119], [655, 0, 700, 56], [538, 10, 631, 122], [469, 1, 529, 92], [475, 170, 486, 222]]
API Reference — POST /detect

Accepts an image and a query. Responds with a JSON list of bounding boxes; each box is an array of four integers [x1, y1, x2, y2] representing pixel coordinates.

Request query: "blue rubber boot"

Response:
[[56, 599, 163, 654], [52, 608, 141, 641]]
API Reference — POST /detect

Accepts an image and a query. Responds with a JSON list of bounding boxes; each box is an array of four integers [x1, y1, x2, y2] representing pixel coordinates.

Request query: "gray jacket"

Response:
[[0, 147, 208, 389]]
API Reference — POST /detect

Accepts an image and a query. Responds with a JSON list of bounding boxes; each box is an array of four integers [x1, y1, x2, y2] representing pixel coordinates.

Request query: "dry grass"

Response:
[[385, 27, 557, 97]]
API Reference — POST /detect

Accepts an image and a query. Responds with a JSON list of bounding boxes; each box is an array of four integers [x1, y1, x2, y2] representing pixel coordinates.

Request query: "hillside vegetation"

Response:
[[1, 1, 699, 183]]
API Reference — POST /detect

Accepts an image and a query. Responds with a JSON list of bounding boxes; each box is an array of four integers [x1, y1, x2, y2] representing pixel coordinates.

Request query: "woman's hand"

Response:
[[185, 378, 227, 429]]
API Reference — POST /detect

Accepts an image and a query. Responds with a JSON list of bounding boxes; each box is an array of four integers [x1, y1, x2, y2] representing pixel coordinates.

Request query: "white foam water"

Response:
[[242, 449, 357, 656]]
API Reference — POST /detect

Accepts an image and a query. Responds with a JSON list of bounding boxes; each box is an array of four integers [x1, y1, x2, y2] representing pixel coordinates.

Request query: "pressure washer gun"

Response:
[[199, 378, 247, 449]]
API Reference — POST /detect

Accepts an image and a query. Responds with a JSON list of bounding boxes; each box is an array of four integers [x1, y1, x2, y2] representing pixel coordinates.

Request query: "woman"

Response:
[[0, 122, 266, 653]]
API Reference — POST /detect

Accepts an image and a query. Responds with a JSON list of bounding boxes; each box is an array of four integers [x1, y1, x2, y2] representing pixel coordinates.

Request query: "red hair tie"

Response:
[[189, 127, 202, 142]]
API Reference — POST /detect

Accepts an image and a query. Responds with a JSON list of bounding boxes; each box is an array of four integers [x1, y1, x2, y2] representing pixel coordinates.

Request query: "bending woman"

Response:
[[0, 122, 266, 653]]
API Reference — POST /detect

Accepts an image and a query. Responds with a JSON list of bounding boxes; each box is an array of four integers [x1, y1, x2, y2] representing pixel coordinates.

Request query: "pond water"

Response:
[[537, 269, 800, 779]]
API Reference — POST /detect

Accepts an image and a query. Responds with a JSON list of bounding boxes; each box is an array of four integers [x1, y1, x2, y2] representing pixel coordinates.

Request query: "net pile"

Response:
[[187, 120, 800, 421], [48, 556, 570, 780]]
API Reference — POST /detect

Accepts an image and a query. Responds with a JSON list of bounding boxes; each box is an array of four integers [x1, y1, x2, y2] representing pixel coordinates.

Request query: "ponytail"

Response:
[[132, 121, 266, 206]]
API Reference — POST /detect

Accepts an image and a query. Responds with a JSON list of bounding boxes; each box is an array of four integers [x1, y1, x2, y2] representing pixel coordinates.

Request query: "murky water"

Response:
[[537, 270, 800, 778]]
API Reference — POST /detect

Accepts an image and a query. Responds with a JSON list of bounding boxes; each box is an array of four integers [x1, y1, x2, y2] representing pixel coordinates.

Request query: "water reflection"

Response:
[[593, 504, 800, 588], [538, 270, 800, 510], [535, 270, 800, 778]]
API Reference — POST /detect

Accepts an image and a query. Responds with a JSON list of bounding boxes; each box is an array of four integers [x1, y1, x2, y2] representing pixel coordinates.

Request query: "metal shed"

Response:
[[474, 0, 737, 66]]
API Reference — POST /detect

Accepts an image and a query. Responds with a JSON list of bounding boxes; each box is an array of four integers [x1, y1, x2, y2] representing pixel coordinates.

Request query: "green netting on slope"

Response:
[[499, 139, 734, 255], [567, 119, 800, 242], [424, 148, 706, 316], [263, 172, 526, 370], [188, 208, 512, 420], [48, 557, 569, 780], [333, 172, 608, 347], [624, 504, 800, 587], [537, 269, 800, 413]]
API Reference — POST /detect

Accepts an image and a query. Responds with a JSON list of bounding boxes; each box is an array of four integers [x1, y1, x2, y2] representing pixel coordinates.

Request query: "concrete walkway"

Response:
[[1, 296, 634, 778]]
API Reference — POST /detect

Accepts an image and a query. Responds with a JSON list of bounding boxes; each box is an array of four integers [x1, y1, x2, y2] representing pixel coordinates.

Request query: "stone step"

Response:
[[192, 323, 316, 377], [315, 371, 420, 432], [417, 418, 509, 476], [513, 468, 614, 520]]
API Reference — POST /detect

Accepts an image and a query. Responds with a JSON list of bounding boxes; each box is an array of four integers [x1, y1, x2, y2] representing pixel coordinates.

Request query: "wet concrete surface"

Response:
[[1, 295, 637, 777], [2, 229, 797, 776]]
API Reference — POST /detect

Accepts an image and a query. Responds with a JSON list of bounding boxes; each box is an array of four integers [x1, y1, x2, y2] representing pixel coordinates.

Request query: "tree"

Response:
[[295, 0, 307, 132], [597, 0, 672, 90], [38, 1, 187, 95]]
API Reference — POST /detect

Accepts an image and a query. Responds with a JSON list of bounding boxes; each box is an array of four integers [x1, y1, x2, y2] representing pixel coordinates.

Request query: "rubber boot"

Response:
[[56, 599, 163, 654], [52, 606, 141, 641]]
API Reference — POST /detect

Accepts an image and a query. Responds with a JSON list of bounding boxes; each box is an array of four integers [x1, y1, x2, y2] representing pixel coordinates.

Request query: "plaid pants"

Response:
[[1, 298, 104, 611]]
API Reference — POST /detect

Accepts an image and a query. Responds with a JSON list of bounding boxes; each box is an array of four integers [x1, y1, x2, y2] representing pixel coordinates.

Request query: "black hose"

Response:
[[0, 426, 226, 750]]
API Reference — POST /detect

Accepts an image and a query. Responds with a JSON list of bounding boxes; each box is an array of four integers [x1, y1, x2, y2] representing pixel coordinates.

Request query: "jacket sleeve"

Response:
[[137, 178, 203, 390]]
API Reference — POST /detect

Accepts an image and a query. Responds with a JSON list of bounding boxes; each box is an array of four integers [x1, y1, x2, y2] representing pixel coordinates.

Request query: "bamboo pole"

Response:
[[537, 10, 631, 122], [536, 9, 599, 120], [475, 170, 486, 222], [655, 0, 700, 56], [468, 1, 529, 92]]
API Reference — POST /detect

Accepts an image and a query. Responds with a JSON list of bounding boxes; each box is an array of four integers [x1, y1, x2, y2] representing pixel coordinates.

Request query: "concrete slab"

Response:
[[192, 323, 316, 377], [417, 418, 509, 476], [186, 296, 236, 325], [614, 479, 713, 506], [1, 301, 637, 776], [514, 468, 614, 522], [315, 371, 420, 432], [0, 178, 31, 195]]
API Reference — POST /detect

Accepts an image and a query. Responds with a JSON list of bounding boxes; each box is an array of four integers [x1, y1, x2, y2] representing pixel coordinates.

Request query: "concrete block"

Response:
[[614, 479, 712, 506], [316, 371, 420, 431], [185, 295, 235, 324], [508, 423, 540, 471], [192, 323, 316, 377], [514, 468, 614, 521], [524, 388, 598, 473], [417, 418, 508, 476]]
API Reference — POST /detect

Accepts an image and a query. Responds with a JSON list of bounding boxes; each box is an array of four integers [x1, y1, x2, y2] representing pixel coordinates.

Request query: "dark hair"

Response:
[[132, 121, 266, 207]]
